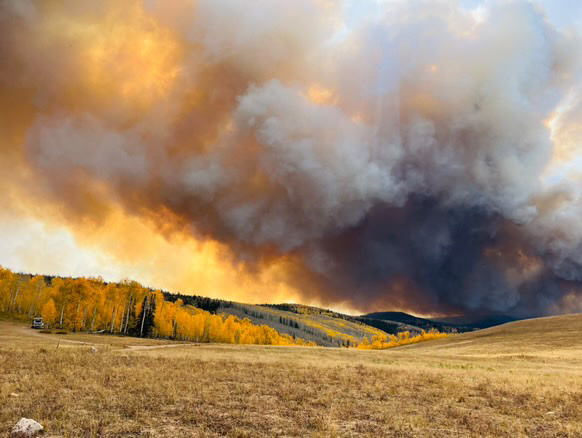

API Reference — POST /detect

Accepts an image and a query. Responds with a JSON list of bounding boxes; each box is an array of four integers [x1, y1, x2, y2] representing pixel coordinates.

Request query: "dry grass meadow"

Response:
[[1, 314, 581, 437]]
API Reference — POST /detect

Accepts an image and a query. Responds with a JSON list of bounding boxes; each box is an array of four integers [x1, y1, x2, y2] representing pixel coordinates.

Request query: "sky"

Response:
[[0, 0, 581, 316]]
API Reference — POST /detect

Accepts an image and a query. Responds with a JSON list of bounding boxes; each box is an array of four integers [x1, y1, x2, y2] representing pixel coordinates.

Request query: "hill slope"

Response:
[[429, 314, 519, 329], [404, 313, 582, 356], [217, 302, 389, 347], [165, 297, 407, 347]]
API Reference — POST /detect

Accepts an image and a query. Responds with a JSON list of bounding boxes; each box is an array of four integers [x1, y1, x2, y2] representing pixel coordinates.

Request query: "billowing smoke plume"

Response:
[[1, 0, 582, 316]]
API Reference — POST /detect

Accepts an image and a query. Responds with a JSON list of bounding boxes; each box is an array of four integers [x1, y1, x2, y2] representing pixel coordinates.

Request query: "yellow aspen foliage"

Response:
[[0, 266, 316, 347], [0, 264, 450, 349], [357, 329, 450, 350], [41, 299, 58, 327]]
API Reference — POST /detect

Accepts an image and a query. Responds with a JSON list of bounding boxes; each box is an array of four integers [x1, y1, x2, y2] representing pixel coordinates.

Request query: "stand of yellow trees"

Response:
[[357, 330, 449, 350], [0, 266, 315, 346]]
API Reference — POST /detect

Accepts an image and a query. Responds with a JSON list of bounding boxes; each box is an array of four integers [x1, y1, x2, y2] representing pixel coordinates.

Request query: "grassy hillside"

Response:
[[1, 315, 581, 436], [218, 302, 389, 347], [407, 313, 582, 356]]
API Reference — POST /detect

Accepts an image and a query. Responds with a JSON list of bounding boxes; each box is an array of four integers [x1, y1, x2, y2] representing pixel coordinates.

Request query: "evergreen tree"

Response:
[[145, 296, 156, 337]]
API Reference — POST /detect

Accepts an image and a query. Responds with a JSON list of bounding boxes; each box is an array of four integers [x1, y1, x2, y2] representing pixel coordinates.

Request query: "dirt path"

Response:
[[124, 343, 198, 351], [13, 324, 199, 351], [14, 325, 97, 346]]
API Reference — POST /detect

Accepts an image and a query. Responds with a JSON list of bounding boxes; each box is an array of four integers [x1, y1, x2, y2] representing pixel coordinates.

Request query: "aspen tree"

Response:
[[41, 299, 58, 328]]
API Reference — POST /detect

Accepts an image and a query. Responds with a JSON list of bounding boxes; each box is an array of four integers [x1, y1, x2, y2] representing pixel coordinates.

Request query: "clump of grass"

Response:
[[55, 331, 68, 335]]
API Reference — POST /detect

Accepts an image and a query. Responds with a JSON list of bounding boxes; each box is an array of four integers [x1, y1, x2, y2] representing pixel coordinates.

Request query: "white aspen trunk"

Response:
[[119, 303, 126, 333], [123, 294, 133, 333], [9, 285, 20, 313], [7, 286, 14, 312], [91, 306, 97, 332], [73, 301, 80, 332], [140, 295, 149, 337], [30, 284, 42, 317], [110, 306, 116, 333], [60, 304, 65, 326]]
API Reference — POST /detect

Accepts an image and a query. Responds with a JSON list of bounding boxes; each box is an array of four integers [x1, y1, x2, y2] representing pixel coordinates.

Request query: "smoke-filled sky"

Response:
[[1, 0, 582, 317]]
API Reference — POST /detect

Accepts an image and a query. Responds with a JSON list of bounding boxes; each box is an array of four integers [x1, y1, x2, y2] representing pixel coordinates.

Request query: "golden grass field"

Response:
[[1, 314, 581, 437]]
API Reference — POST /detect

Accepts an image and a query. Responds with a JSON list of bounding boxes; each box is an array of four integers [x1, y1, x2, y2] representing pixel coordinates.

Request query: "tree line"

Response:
[[0, 266, 316, 346], [357, 330, 449, 350], [0, 265, 449, 348]]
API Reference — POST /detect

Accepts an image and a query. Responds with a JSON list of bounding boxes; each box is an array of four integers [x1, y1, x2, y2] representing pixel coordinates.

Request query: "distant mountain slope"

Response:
[[264, 303, 404, 335], [403, 313, 582, 356], [220, 303, 389, 347], [363, 311, 467, 333]]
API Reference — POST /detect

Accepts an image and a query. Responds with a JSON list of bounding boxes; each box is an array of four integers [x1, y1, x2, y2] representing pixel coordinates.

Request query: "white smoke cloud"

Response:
[[1, 0, 582, 313]]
